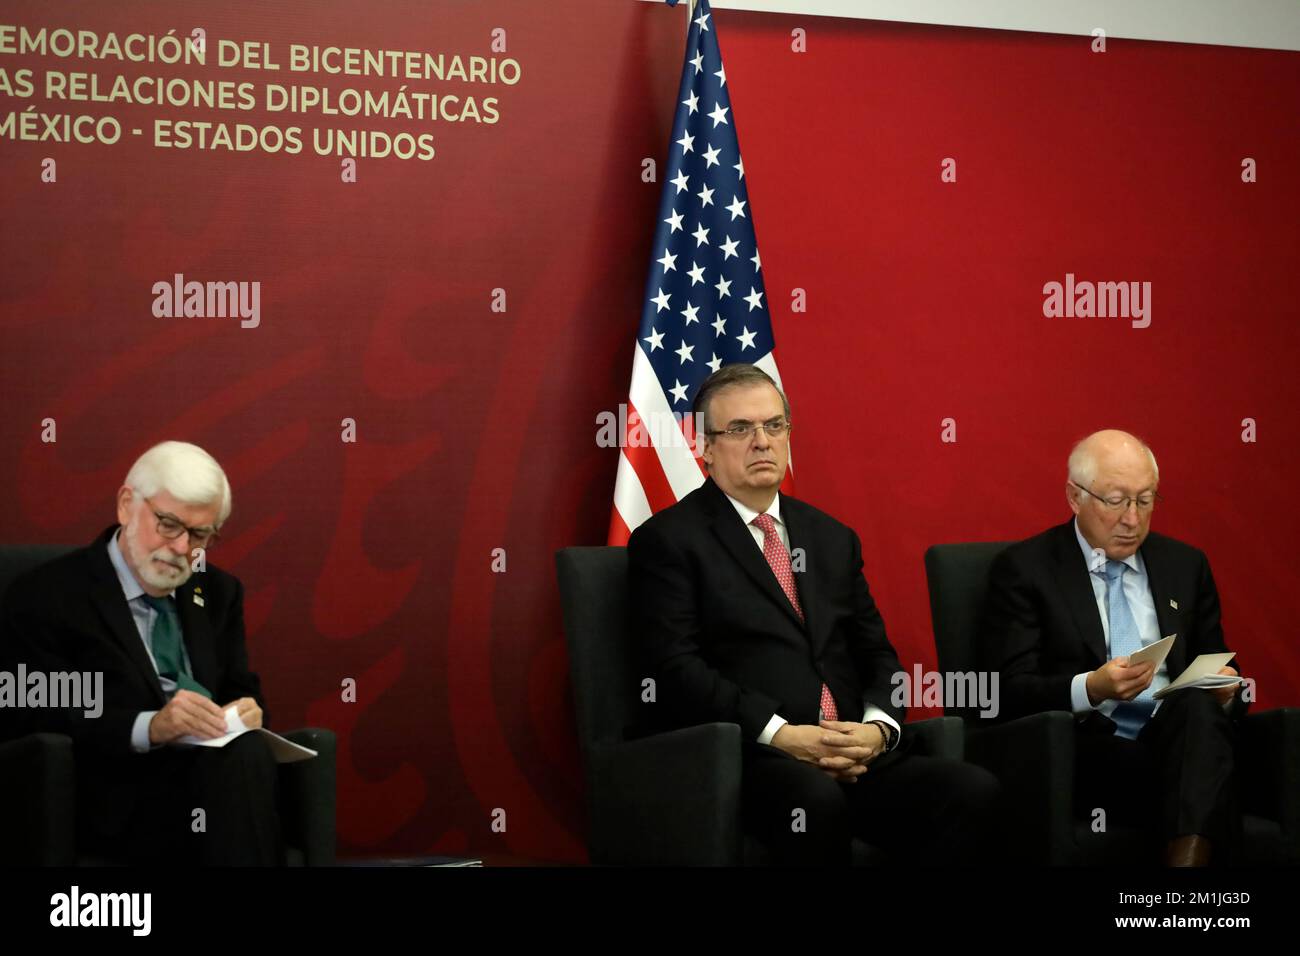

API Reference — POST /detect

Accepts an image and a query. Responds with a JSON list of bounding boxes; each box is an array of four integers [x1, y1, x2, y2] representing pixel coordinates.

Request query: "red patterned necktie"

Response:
[[752, 513, 838, 722]]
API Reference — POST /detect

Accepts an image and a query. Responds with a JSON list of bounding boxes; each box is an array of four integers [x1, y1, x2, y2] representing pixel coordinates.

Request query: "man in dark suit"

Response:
[[628, 364, 998, 865], [0, 440, 282, 865], [981, 429, 1246, 866]]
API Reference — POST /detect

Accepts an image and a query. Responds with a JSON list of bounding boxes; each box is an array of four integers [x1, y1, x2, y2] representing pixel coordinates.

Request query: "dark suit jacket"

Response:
[[981, 519, 1245, 723], [627, 477, 904, 742], [0, 525, 265, 828]]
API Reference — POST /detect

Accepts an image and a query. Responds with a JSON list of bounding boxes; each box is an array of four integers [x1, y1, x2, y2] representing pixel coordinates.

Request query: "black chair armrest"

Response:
[[0, 733, 77, 866], [904, 716, 964, 759], [1237, 707, 1300, 859], [588, 722, 742, 865], [965, 711, 1077, 865], [278, 728, 337, 866]]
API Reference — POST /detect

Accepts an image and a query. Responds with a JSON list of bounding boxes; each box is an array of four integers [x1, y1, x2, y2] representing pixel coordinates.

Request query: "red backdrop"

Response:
[[2, 1, 1297, 862]]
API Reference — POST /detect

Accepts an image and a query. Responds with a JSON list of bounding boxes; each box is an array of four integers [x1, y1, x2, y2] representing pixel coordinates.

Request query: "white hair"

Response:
[[1067, 434, 1159, 489], [124, 441, 231, 526]]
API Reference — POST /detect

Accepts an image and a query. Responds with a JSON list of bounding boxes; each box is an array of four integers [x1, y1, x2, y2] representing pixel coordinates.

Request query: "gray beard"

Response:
[[123, 515, 193, 592]]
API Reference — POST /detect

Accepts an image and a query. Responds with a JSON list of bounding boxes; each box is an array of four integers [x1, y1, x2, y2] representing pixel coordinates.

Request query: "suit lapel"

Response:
[[1049, 521, 1108, 665], [87, 528, 167, 707], [174, 577, 218, 694], [703, 480, 805, 631], [1140, 536, 1188, 679]]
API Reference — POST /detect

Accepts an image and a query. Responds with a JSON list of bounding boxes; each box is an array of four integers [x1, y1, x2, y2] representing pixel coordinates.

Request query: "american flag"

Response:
[[608, 0, 792, 545]]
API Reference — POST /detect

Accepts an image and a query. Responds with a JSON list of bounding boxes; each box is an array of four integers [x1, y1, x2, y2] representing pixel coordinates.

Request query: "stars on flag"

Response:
[[632, 0, 774, 419]]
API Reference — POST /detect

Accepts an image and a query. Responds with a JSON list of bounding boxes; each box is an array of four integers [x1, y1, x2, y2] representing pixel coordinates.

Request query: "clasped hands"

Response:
[[771, 719, 888, 783]]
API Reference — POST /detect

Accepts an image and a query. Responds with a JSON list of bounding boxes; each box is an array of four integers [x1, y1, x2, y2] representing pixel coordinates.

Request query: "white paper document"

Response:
[[176, 705, 318, 763], [1153, 652, 1241, 700], [1126, 634, 1176, 670]]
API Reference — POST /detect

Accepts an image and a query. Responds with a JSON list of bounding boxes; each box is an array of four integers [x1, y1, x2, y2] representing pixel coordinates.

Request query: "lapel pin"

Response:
[[193, 593, 205, 607], [1170, 599, 1178, 610]]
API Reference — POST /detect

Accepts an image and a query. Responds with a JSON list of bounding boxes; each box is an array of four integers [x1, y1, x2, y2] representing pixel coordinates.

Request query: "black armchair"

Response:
[[556, 545, 966, 865], [0, 543, 336, 866], [924, 541, 1300, 865]]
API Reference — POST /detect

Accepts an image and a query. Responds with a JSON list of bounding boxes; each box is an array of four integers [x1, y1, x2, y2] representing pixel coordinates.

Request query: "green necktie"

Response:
[[140, 594, 212, 699]]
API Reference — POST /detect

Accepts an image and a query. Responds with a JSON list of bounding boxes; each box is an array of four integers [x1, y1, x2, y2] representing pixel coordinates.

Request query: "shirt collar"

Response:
[[107, 527, 174, 602], [1073, 517, 1143, 576], [724, 490, 782, 530]]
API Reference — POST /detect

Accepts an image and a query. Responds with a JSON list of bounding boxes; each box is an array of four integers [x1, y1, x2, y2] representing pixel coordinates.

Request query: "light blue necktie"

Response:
[[1103, 560, 1155, 739]]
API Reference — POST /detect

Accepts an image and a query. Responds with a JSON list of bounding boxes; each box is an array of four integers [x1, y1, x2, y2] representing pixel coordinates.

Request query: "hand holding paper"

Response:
[[177, 704, 247, 747], [1209, 666, 1241, 705], [148, 688, 228, 744], [175, 704, 317, 763], [224, 696, 263, 730], [1153, 653, 1242, 701]]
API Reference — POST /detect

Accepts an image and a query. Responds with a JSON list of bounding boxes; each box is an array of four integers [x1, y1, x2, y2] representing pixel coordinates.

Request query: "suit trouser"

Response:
[[1072, 687, 1239, 856], [79, 732, 283, 866], [741, 742, 1001, 865]]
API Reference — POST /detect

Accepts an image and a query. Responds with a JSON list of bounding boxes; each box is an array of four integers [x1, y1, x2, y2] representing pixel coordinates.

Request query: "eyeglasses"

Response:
[[145, 497, 220, 548], [1071, 481, 1161, 513], [706, 418, 792, 441]]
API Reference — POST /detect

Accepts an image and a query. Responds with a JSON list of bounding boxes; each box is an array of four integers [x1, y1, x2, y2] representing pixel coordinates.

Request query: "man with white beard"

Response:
[[0, 441, 282, 865]]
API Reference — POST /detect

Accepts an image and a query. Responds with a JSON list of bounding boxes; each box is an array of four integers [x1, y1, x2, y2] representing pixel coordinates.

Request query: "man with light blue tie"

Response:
[[982, 430, 1246, 866]]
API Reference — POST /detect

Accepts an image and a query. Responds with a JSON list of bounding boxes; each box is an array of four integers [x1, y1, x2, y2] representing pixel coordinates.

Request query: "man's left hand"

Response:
[[816, 719, 886, 772], [1211, 666, 1240, 706], [224, 697, 263, 729]]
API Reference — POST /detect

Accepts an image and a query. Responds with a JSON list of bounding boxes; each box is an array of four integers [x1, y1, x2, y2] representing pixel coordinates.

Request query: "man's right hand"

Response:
[[771, 724, 869, 782], [148, 690, 229, 745], [1086, 657, 1156, 705]]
